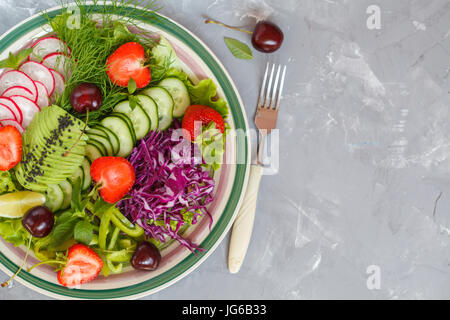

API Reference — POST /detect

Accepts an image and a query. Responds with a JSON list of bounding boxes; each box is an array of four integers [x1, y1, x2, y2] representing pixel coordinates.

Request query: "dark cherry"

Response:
[[70, 83, 103, 113], [131, 241, 161, 271], [22, 206, 54, 238], [251, 21, 284, 53]]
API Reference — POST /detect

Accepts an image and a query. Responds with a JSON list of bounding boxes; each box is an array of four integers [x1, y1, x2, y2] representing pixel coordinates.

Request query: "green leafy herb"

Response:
[[128, 78, 137, 95], [0, 48, 33, 70], [49, 215, 79, 249], [74, 220, 94, 245], [47, 0, 160, 122], [129, 95, 139, 111], [93, 196, 114, 213], [70, 176, 86, 212], [224, 37, 253, 60]]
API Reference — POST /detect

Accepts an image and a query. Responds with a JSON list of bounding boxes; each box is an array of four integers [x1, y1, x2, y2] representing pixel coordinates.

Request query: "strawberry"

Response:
[[106, 42, 151, 88], [0, 125, 22, 171], [182, 105, 225, 141], [57, 244, 103, 287], [90, 157, 135, 204]]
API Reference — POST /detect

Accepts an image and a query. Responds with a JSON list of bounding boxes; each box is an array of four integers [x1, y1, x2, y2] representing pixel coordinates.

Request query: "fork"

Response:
[[228, 62, 287, 273]]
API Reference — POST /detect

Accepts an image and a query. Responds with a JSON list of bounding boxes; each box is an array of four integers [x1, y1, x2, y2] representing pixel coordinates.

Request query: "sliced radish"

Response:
[[9, 96, 40, 129], [34, 81, 49, 109], [49, 69, 65, 103], [2, 86, 34, 101], [0, 119, 24, 134], [29, 37, 71, 62], [0, 70, 38, 100], [0, 97, 22, 123], [0, 104, 17, 121], [19, 61, 55, 97], [42, 53, 71, 78]]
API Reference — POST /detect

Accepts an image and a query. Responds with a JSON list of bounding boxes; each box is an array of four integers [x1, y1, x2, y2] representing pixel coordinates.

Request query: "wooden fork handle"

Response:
[[228, 165, 264, 273]]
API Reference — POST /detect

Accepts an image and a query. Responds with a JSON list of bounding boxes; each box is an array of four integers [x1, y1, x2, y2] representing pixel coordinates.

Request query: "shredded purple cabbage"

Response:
[[118, 123, 215, 252]]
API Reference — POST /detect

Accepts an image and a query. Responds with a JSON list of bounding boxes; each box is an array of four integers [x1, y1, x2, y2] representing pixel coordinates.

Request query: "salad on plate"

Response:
[[0, 1, 229, 288]]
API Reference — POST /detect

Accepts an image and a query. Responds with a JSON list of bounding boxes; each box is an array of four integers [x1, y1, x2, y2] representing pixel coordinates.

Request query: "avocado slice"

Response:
[[15, 105, 88, 191]]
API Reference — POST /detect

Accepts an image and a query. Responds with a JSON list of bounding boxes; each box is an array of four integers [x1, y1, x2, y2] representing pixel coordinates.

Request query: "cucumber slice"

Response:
[[136, 95, 159, 131], [87, 138, 107, 156], [59, 180, 73, 210], [114, 100, 151, 140], [45, 184, 64, 212], [159, 78, 190, 117], [101, 115, 135, 157], [69, 166, 85, 187], [85, 143, 103, 162], [87, 132, 114, 156], [87, 127, 109, 138], [110, 112, 137, 144], [141, 86, 174, 131], [93, 125, 120, 156], [81, 158, 92, 190]]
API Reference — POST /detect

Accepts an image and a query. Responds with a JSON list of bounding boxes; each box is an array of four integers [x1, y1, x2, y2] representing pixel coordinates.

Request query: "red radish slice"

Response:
[[0, 119, 24, 134], [34, 81, 49, 109], [42, 53, 71, 77], [19, 61, 55, 97], [9, 96, 39, 129], [0, 70, 38, 100], [0, 97, 22, 123], [29, 37, 71, 62], [0, 103, 17, 121], [49, 69, 65, 103], [2, 86, 35, 101]]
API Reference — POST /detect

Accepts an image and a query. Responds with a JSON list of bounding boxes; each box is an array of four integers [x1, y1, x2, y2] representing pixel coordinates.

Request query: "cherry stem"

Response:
[[64, 109, 89, 157], [205, 18, 253, 35], [1, 234, 32, 288]]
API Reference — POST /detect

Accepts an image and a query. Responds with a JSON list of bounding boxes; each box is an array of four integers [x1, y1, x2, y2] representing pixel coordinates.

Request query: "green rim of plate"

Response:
[[0, 4, 249, 299]]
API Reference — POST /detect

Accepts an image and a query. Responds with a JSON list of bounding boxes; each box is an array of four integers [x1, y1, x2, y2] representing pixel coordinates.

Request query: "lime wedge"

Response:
[[0, 191, 46, 218]]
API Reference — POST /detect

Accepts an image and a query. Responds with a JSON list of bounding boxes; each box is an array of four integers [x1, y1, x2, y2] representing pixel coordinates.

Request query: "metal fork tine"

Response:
[[275, 65, 287, 110], [263, 63, 276, 108], [269, 64, 282, 109], [257, 62, 270, 108]]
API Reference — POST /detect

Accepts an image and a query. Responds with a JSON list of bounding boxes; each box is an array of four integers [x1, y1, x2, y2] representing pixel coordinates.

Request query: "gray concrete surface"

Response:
[[0, 0, 449, 300]]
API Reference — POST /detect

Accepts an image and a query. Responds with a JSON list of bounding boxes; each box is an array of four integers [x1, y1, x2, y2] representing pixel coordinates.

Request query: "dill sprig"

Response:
[[44, 0, 162, 122]]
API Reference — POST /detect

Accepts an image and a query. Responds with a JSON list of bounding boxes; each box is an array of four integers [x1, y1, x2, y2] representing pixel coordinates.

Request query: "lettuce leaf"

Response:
[[0, 218, 28, 247], [0, 172, 27, 246], [0, 171, 19, 196], [189, 79, 229, 117], [164, 69, 229, 118]]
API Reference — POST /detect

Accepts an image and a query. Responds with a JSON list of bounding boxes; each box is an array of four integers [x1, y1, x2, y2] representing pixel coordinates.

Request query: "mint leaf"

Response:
[[93, 196, 114, 213], [74, 220, 94, 245], [128, 95, 138, 111], [128, 78, 137, 95], [224, 37, 253, 60], [50, 216, 79, 249]]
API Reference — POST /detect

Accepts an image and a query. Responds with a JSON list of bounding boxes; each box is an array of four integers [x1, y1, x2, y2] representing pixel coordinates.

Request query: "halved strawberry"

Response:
[[106, 42, 151, 88], [57, 244, 103, 287], [90, 157, 135, 204], [0, 125, 22, 171], [182, 105, 225, 141]]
